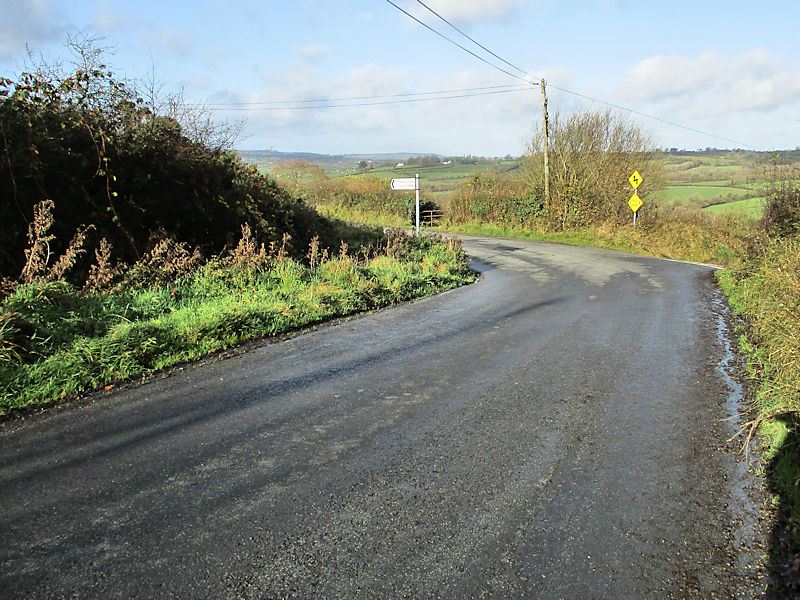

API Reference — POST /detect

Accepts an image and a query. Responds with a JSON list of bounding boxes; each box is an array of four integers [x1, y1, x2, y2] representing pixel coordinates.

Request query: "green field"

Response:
[[336, 161, 519, 189], [655, 185, 754, 204], [658, 151, 773, 219], [326, 160, 521, 200], [248, 149, 798, 221], [704, 196, 766, 219]]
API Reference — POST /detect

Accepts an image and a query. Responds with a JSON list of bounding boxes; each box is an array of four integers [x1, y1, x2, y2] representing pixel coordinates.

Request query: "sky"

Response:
[[2, 0, 799, 156]]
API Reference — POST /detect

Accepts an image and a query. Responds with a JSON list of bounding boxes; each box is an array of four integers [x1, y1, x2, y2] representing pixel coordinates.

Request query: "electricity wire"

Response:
[[384, 0, 536, 86], [543, 82, 754, 148], [415, 0, 530, 78], [202, 86, 534, 111], [199, 84, 530, 108], [392, 0, 755, 148]]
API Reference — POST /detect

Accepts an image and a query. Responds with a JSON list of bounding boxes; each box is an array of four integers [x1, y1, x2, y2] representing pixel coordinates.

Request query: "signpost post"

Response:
[[628, 170, 643, 227], [390, 174, 421, 234]]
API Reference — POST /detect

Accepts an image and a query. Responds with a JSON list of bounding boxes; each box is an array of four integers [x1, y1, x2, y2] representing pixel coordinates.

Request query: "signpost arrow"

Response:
[[390, 177, 417, 191]]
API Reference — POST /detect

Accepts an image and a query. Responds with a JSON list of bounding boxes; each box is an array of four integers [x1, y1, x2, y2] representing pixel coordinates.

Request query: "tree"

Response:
[[0, 37, 324, 277], [522, 109, 664, 229]]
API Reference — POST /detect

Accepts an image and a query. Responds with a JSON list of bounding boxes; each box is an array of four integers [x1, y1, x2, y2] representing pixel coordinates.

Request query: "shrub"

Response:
[[447, 170, 543, 227], [273, 163, 412, 221], [761, 159, 800, 237], [522, 109, 664, 229]]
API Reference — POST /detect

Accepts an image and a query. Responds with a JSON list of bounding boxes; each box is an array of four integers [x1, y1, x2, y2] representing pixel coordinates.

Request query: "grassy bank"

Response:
[[717, 237, 800, 560], [0, 229, 473, 417]]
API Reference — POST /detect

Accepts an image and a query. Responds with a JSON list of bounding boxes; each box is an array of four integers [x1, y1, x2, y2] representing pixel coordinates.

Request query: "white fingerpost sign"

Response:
[[390, 177, 416, 190], [390, 174, 421, 234]]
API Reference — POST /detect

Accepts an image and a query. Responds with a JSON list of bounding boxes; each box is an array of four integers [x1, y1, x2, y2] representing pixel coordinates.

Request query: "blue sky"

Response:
[[2, 0, 799, 156]]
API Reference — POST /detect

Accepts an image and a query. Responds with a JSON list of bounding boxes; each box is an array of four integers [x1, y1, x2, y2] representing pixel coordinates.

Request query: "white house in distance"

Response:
[[396, 162, 405, 167]]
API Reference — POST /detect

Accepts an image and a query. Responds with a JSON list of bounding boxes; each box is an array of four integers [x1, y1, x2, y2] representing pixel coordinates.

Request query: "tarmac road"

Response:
[[0, 235, 762, 598]]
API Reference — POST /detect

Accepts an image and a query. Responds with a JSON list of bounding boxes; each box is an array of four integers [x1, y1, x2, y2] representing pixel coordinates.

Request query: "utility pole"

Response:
[[541, 79, 551, 212], [415, 172, 420, 235]]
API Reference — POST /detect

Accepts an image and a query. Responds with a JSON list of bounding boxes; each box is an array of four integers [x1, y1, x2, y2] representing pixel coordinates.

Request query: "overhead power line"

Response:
[[415, 0, 529, 78], [384, 0, 536, 86], [388, 0, 755, 148], [201, 84, 529, 107], [197, 85, 535, 112], [541, 83, 754, 148]]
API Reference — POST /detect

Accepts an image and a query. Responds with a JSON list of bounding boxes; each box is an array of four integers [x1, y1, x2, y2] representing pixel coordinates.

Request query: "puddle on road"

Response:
[[712, 292, 763, 581]]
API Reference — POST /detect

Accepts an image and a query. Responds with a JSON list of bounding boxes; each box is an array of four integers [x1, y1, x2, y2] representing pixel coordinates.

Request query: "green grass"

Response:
[[312, 204, 408, 228], [704, 196, 765, 219], [0, 235, 474, 416], [655, 185, 754, 205], [438, 216, 750, 266], [717, 236, 800, 565]]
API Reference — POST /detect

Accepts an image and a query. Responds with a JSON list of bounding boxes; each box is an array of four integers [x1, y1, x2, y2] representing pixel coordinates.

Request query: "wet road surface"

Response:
[[0, 235, 762, 598]]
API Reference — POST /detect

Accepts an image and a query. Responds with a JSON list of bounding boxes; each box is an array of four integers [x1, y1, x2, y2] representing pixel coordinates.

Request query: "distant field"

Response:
[[657, 152, 776, 219], [655, 185, 754, 204], [332, 161, 520, 195], [239, 149, 796, 221], [704, 197, 765, 219]]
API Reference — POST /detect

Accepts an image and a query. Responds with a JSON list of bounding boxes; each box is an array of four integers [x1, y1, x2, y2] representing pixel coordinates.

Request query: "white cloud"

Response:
[[333, 63, 411, 96], [620, 51, 723, 102], [414, 0, 531, 22], [619, 48, 800, 119], [229, 61, 551, 154], [140, 28, 193, 55], [293, 43, 331, 62], [0, 0, 66, 55], [94, 0, 132, 32], [726, 48, 800, 111]]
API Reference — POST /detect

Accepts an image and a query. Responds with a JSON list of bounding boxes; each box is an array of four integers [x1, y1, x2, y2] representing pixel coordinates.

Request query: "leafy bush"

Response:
[[0, 47, 341, 279]]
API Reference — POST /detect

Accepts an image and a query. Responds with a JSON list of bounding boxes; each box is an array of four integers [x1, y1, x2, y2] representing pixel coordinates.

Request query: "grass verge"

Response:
[[716, 237, 800, 570], [0, 232, 473, 417]]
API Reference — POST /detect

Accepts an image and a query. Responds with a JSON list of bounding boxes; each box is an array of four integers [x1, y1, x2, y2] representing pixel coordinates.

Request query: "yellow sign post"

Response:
[[628, 171, 643, 226]]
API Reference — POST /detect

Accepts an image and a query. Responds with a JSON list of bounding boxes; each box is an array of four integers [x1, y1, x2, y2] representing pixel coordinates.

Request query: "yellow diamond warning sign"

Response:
[[629, 170, 643, 189], [628, 193, 643, 213]]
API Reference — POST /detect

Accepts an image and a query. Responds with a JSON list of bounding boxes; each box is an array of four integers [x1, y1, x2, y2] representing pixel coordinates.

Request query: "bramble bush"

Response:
[[0, 40, 341, 279]]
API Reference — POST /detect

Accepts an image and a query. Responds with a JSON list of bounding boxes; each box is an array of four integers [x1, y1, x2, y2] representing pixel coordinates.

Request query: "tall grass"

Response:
[[446, 170, 543, 227], [717, 236, 800, 565], [719, 237, 799, 419], [0, 227, 473, 416]]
